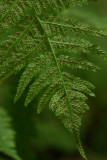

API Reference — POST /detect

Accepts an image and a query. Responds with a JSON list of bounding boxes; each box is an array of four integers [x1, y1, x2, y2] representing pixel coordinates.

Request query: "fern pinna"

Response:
[[0, 0, 107, 159], [0, 107, 22, 160]]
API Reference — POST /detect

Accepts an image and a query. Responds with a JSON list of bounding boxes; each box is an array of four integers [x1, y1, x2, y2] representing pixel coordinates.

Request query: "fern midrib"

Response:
[[42, 20, 74, 28], [35, 15, 73, 120], [42, 20, 85, 31], [51, 40, 85, 47]]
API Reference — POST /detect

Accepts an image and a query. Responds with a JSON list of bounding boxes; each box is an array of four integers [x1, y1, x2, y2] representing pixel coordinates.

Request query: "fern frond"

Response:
[[25, 67, 59, 106], [57, 55, 100, 71], [37, 82, 63, 114], [0, 37, 47, 84], [32, 0, 88, 16], [48, 89, 88, 158], [0, 107, 21, 160], [14, 53, 54, 103], [42, 15, 107, 38], [0, 0, 107, 159], [62, 72, 95, 90], [51, 36, 106, 57], [0, 0, 87, 27], [0, 0, 32, 36]]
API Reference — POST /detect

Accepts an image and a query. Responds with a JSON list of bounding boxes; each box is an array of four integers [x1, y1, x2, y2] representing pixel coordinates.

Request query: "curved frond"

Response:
[[0, 107, 21, 160]]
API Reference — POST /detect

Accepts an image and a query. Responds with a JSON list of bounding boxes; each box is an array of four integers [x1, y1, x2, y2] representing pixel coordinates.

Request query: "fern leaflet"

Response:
[[0, 107, 21, 160]]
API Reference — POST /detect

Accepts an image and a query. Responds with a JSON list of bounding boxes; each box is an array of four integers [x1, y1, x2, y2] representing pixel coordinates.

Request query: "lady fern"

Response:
[[0, 0, 107, 159]]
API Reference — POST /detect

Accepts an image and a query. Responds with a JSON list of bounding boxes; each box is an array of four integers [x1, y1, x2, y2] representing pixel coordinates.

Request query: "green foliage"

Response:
[[0, 0, 107, 160], [0, 107, 21, 160]]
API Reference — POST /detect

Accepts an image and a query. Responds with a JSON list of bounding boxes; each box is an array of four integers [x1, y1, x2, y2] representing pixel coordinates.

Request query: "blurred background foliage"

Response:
[[0, 0, 107, 160]]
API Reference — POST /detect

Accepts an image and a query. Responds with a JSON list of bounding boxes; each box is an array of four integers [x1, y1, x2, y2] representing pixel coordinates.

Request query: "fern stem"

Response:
[[48, 38, 73, 112], [42, 20, 73, 28], [51, 40, 81, 46], [42, 20, 83, 31]]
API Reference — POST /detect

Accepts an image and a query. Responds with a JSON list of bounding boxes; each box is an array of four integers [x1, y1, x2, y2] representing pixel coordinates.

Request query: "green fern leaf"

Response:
[[0, 0, 107, 159], [0, 107, 21, 160], [25, 67, 59, 106], [14, 53, 54, 103], [37, 82, 63, 114], [42, 15, 107, 38]]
